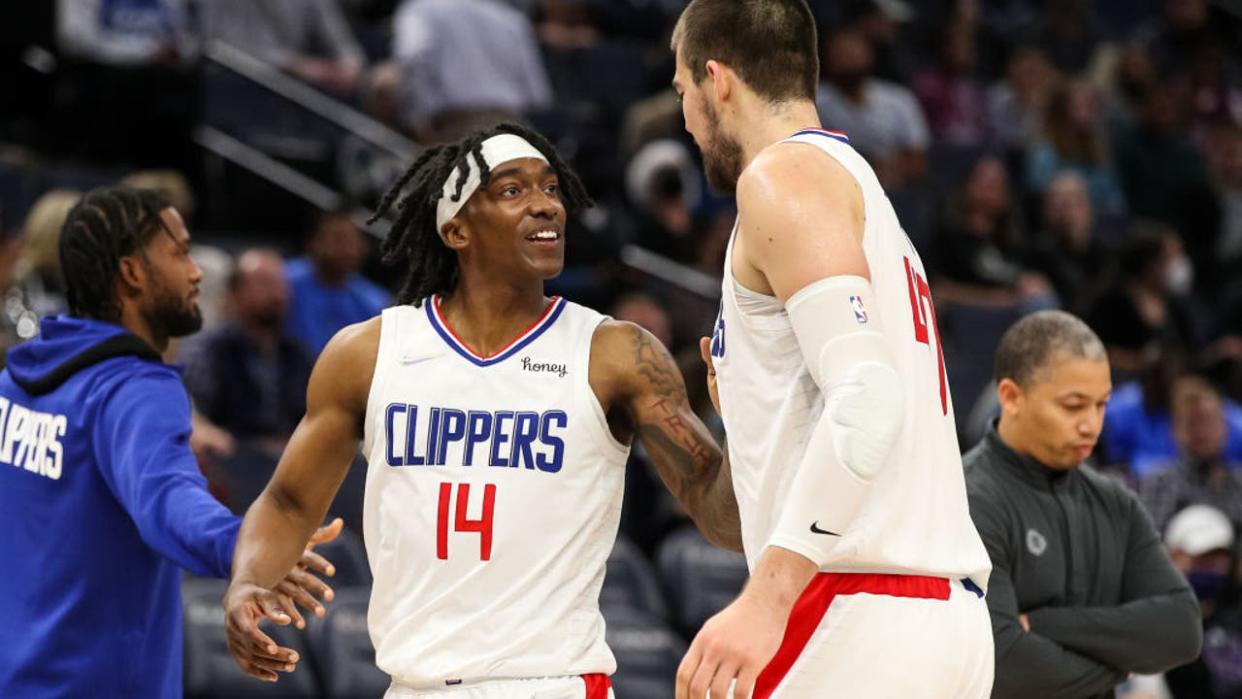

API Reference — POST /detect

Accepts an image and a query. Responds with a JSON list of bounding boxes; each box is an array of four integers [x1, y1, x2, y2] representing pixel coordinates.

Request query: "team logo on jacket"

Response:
[[1026, 528, 1048, 557], [849, 295, 868, 324]]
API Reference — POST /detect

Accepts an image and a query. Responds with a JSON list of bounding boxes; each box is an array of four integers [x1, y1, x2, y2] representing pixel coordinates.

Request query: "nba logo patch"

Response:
[[849, 295, 868, 324]]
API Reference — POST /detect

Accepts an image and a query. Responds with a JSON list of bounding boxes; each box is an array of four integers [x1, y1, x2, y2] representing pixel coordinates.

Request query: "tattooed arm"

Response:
[[589, 321, 743, 552]]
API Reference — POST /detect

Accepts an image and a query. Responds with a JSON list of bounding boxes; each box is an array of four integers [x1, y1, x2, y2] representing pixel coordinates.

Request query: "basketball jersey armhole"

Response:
[[578, 317, 630, 458], [362, 307, 397, 458]]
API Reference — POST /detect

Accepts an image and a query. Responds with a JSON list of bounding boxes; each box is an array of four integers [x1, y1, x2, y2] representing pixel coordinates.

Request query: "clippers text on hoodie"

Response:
[[0, 396, 67, 480]]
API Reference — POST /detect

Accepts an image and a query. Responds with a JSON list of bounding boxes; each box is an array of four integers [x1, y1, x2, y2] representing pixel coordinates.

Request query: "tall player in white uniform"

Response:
[[220, 124, 741, 698], [670, 2, 994, 698]]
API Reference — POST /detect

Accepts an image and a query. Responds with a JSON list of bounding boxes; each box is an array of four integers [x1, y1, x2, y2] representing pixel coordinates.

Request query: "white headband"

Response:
[[434, 134, 550, 240]]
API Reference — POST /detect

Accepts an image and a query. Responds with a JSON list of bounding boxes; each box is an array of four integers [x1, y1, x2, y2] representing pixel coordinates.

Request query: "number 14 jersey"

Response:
[[712, 129, 991, 586], [361, 296, 630, 689]]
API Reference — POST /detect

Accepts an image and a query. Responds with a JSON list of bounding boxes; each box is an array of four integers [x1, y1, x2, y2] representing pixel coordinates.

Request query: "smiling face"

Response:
[[447, 157, 567, 283]]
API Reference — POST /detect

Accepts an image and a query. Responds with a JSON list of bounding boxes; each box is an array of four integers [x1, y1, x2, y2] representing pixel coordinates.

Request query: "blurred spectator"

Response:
[[840, 0, 920, 84], [285, 210, 389, 356], [377, 0, 552, 142], [198, 0, 365, 95], [53, 1, 198, 168], [1024, 0, 1103, 74], [816, 29, 929, 187], [7, 189, 77, 340], [1025, 173, 1108, 311], [1135, 0, 1237, 80], [1085, 223, 1200, 375], [987, 45, 1058, 154], [120, 169, 196, 222], [612, 292, 674, 350], [182, 249, 313, 453], [535, 0, 600, 50], [1095, 43, 1160, 130], [1177, 42, 1242, 141], [1140, 376, 1242, 533], [1209, 125, 1242, 271], [931, 156, 1054, 309], [1114, 85, 1213, 231], [56, 0, 192, 66], [624, 140, 700, 263], [914, 20, 991, 146], [1162, 505, 1242, 699], [1026, 79, 1127, 217]]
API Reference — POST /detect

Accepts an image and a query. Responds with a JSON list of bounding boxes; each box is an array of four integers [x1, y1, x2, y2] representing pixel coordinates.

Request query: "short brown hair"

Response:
[[994, 310, 1106, 386], [672, 0, 818, 104]]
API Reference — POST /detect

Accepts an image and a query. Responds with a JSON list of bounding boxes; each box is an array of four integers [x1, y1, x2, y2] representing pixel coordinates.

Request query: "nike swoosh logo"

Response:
[[400, 354, 437, 365], [809, 522, 841, 536]]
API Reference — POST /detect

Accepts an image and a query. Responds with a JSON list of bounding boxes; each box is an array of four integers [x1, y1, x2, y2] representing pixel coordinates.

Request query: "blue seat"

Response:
[[181, 578, 318, 699], [655, 526, 749, 638], [602, 535, 668, 621], [305, 587, 389, 699]]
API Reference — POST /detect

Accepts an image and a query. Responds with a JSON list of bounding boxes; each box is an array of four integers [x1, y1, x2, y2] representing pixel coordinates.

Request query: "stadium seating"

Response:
[[655, 526, 749, 638], [305, 587, 389, 699], [601, 535, 669, 621], [604, 605, 687, 699], [181, 578, 319, 698]]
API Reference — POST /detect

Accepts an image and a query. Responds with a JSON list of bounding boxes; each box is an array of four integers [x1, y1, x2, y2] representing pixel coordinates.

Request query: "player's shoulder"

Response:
[[589, 319, 676, 390], [320, 316, 381, 367], [311, 317, 381, 409], [739, 139, 856, 198], [736, 140, 863, 229]]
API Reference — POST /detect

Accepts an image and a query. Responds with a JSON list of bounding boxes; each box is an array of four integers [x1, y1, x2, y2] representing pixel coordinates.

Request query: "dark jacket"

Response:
[[0, 316, 239, 698], [965, 426, 1202, 699]]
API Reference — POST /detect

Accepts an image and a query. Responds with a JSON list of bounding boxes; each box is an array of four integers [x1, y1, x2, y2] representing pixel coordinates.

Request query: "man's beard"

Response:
[[148, 285, 203, 339], [702, 100, 744, 195]]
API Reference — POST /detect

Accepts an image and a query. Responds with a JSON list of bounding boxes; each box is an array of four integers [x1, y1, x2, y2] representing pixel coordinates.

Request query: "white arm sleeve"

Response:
[[766, 276, 904, 566]]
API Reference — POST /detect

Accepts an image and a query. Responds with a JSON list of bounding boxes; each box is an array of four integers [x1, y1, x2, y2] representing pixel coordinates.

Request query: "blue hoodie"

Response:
[[0, 316, 241, 699]]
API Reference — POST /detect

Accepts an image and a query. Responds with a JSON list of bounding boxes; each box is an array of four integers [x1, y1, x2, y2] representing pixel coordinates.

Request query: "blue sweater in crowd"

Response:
[[0, 316, 240, 699]]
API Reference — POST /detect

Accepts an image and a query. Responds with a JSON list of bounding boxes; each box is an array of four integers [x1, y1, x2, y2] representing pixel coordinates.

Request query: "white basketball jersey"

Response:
[[361, 296, 630, 689], [711, 128, 991, 586]]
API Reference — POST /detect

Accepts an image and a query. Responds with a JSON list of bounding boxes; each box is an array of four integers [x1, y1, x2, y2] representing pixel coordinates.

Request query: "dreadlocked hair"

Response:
[[368, 122, 593, 306], [59, 186, 172, 322]]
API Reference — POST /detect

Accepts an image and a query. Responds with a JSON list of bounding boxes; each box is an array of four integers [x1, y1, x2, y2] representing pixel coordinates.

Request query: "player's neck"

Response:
[[437, 282, 548, 357], [117, 304, 169, 354], [737, 101, 822, 170]]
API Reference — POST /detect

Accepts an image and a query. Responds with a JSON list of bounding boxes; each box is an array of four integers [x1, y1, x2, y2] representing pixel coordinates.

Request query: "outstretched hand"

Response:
[[223, 518, 343, 682]]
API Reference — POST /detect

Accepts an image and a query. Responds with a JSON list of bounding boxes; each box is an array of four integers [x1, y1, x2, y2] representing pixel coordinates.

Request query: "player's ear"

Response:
[[117, 254, 147, 295], [440, 220, 469, 251], [997, 377, 1023, 417], [705, 60, 732, 104]]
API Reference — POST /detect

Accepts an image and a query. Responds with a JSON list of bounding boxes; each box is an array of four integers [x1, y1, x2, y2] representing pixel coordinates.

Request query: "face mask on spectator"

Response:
[[1187, 569, 1229, 602]]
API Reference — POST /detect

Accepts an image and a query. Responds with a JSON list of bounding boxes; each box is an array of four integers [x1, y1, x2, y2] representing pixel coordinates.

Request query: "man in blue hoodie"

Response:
[[0, 186, 339, 698]]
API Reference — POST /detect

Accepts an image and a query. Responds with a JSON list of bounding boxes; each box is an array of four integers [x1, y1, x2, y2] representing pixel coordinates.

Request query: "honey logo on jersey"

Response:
[[520, 356, 567, 378]]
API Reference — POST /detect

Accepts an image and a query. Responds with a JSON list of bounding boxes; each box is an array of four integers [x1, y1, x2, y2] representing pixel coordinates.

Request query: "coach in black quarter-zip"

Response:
[[964, 310, 1202, 699]]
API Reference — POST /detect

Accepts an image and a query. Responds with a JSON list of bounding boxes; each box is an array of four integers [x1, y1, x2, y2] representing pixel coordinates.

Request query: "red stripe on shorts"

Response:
[[753, 572, 951, 699], [581, 673, 611, 698]]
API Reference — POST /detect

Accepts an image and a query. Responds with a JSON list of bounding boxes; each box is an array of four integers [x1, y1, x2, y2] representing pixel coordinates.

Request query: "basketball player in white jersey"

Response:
[[221, 124, 740, 698], [669, 2, 994, 698]]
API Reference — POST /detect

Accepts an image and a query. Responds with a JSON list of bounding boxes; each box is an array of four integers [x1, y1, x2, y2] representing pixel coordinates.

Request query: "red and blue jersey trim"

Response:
[[425, 294, 567, 367], [790, 127, 850, 144]]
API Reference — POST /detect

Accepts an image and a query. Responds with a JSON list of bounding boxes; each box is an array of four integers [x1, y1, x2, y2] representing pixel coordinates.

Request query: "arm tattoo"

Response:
[[627, 326, 743, 551]]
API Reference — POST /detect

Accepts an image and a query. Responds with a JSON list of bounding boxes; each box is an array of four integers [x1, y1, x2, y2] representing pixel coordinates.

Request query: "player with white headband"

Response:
[[223, 123, 741, 698]]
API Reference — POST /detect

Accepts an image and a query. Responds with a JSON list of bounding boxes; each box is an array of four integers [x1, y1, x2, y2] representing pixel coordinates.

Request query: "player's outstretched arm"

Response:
[[590, 320, 742, 552], [224, 318, 379, 682]]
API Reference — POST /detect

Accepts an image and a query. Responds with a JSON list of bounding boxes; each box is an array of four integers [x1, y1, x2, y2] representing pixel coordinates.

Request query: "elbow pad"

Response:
[[786, 276, 903, 481]]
